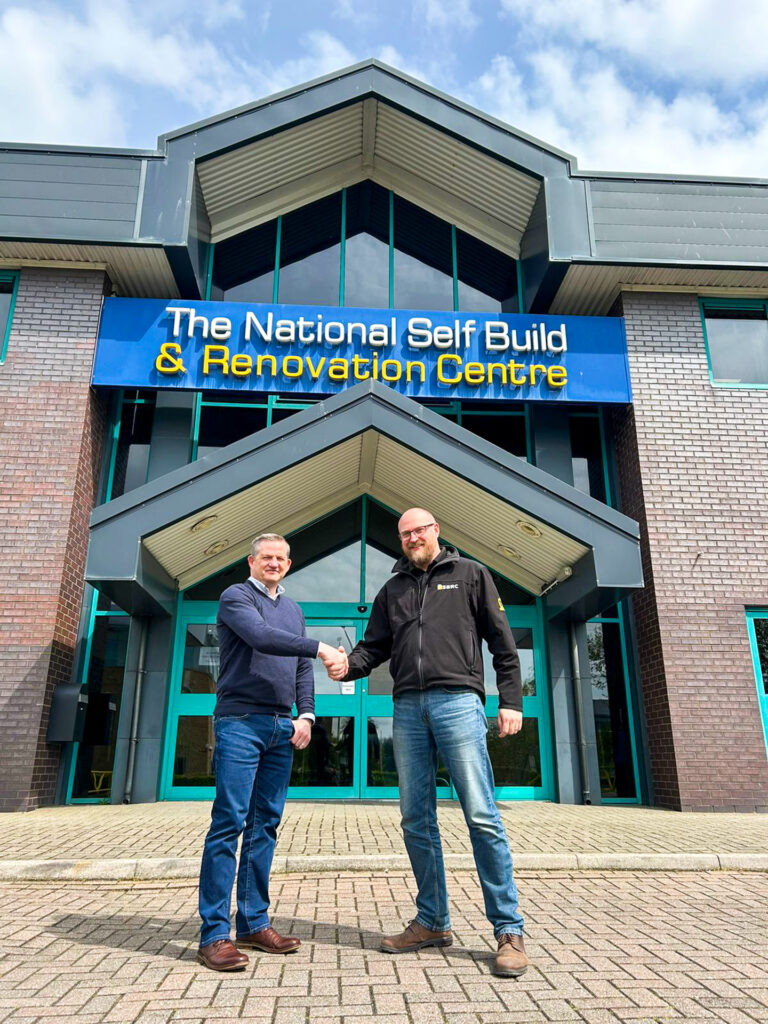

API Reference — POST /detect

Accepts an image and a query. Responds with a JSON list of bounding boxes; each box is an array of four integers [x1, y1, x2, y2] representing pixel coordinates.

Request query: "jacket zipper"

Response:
[[417, 572, 428, 689]]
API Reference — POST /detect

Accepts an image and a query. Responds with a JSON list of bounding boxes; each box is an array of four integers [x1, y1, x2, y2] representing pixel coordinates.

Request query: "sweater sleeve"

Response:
[[475, 568, 523, 711], [294, 610, 316, 716], [219, 586, 320, 659]]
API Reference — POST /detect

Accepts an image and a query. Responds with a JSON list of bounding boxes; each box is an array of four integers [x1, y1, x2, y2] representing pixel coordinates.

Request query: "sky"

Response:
[[2, 0, 768, 178]]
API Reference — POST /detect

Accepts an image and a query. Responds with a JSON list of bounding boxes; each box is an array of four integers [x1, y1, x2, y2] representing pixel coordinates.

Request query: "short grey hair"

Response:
[[251, 533, 290, 558]]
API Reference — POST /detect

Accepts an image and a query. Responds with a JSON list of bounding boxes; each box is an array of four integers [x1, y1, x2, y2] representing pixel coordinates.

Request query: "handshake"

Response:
[[317, 642, 349, 681]]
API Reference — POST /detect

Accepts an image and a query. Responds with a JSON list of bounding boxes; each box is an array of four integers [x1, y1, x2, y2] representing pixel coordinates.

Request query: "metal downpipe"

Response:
[[569, 621, 592, 805], [123, 618, 148, 804]]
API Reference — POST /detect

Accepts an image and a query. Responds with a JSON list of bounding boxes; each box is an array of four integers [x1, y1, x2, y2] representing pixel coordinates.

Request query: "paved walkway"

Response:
[[1, 869, 767, 1023], [1, 802, 767, 879]]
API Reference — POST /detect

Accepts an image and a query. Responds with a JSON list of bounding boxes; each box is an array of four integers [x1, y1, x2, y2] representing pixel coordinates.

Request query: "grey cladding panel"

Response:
[[589, 178, 768, 262], [0, 150, 141, 241]]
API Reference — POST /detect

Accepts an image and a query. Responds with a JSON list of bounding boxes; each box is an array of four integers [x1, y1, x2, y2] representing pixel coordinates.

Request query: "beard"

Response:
[[407, 543, 438, 569]]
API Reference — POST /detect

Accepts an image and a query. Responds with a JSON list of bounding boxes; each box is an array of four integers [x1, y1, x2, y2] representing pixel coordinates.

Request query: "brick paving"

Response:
[[1, 869, 767, 1022], [2, 801, 768, 863]]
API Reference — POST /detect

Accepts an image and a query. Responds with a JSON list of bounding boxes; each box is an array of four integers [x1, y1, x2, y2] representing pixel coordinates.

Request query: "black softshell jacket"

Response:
[[345, 546, 523, 710]]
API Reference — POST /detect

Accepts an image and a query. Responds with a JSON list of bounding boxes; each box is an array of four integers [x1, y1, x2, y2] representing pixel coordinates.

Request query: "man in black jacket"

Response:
[[339, 507, 530, 977]]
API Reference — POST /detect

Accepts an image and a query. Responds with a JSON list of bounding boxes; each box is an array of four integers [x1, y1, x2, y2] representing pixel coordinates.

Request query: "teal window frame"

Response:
[[699, 297, 768, 391], [102, 390, 156, 502], [0, 270, 20, 365], [746, 608, 768, 758]]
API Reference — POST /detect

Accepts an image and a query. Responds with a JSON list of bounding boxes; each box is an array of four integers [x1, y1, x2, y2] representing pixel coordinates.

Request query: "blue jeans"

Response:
[[393, 688, 524, 938], [198, 713, 294, 946]]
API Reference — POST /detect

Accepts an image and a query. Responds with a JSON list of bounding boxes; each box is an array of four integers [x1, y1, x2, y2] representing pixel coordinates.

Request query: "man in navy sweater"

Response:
[[197, 533, 347, 972]]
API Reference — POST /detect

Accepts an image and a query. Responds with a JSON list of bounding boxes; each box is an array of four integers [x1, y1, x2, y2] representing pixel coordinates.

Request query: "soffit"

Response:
[[0, 241, 179, 298], [142, 429, 588, 594], [549, 262, 768, 315], [195, 99, 541, 257]]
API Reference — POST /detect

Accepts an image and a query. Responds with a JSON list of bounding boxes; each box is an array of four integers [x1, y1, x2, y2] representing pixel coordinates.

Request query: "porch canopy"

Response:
[[86, 382, 643, 620]]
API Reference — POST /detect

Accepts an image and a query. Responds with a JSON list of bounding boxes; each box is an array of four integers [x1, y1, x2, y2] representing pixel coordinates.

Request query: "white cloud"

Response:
[[470, 49, 768, 176], [499, 0, 768, 87], [414, 0, 477, 32]]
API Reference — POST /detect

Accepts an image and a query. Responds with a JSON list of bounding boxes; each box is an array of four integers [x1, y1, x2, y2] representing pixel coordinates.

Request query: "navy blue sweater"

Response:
[[215, 582, 319, 718]]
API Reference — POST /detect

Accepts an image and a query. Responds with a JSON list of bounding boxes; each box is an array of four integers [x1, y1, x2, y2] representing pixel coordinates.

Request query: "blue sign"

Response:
[[93, 299, 631, 403]]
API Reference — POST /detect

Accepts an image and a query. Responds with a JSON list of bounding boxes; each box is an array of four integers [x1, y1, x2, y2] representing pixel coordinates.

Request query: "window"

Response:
[[211, 220, 276, 303], [746, 610, 768, 756], [587, 611, 638, 800], [0, 272, 19, 364], [279, 193, 342, 306], [456, 230, 517, 313], [344, 182, 390, 309], [109, 392, 156, 499], [702, 301, 768, 387], [570, 414, 607, 502], [393, 195, 453, 310]]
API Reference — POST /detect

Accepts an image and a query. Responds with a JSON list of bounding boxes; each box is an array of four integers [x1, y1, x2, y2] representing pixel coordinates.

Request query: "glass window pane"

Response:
[[304, 624, 355, 696], [367, 716, 396, 786], [181, 623, 219, 693], [196, 404, 268, 460], [345, 182, 390, 309], [72, 616, 129, 798], [482, 627, 535, 697], [184, 557, 248, 601], [755, 618, 768, 693], [461, 413, 527, 458], [456, 230, 517, 313], [489, 569, 535, 605], [279, 193, 341, 306], [111, 398, 155, 498], [570, 416, 607, 502], [487, 717, 541, 786], [705, 308, 768, 385], [393, 195, 453, 310], [173, 716, 215, 787], [212, 220, 276, 303], [286, 503, 362, 603], [0, 281, 13, 351], [588, 621, 636, 798], [290, 716, 354, 787]]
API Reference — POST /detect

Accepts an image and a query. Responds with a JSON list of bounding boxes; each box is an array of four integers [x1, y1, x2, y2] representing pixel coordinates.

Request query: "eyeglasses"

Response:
[[398, 523, 436, 541]]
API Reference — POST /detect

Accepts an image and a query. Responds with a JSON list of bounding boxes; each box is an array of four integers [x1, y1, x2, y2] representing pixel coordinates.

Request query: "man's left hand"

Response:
[[497, 708, 523, 737], [291, 718, 312, 749]]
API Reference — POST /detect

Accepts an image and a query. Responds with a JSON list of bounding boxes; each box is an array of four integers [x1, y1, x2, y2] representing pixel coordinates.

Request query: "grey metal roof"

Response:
[[86, 381, 642, 619], [1, 60, 767, 307]]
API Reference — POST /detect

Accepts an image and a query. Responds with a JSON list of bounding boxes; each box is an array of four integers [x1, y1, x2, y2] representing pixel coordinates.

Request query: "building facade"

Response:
[[0, 62, 766, 812]]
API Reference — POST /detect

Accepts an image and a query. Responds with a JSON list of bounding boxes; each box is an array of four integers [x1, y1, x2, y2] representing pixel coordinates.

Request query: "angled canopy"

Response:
[[87, 382, 642, 619]]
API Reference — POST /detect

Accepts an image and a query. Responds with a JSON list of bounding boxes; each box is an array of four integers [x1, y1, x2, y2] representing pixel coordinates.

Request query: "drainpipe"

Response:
[[124, 619, 148, 804], [569, 621, 592, 805]]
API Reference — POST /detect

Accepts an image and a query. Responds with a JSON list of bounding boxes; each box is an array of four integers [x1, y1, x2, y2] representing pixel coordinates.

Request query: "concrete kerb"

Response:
[[1, 852, 767, 881]]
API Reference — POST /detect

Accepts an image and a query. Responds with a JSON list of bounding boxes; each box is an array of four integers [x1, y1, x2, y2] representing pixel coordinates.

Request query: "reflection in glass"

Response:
[[185, 558, 248, 601], [570, 416, 607, 502], [305, 625, 355, 695], [290, 716, 354, 787], [367, 717, 396, 786], [393, 195, 453, 310], [196, 404, 268, 461], [487, 717, 541, 786], [704, 307, 768, 385], [72, 616, 129, 798], [456, 230, 517, 313], [462, 413, 527, 458], [182, 623, 219, 693], [0, 282, 13, 347], [482, 627, 535, 697], [111, 398, 155, 498], [212, 220, 276, 303], [345, 181, 390, 308], [279, 193, 342, 306], [756, 618, 768, 693], [588, 621, 636, 798], [173, 716, 215, 787], [288, 541, 361, 604]]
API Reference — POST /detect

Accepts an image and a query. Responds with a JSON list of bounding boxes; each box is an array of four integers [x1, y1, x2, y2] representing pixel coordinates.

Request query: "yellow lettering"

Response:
[[230, 353, 252, 377], [203, 344, 229, 375], [328, 357, 349, 381], [405, 360, 425, 383], [528, 363, 547, 385], [437, 353, 462, 384], [155, 341, 186, 375], [486, 362, 508, 385], [381, 359, 402, 382], [282, 355, 303, 378], [547, 365, 567, 388], [509, 361, 526, 386], [255, 353, 277, 377], [305, 355, 326, 380], [463, 361, 485, 385]]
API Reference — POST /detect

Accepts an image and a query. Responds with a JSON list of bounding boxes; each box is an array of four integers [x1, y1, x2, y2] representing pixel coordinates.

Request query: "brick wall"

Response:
[[0, 268, 108, 810], [613, 291, 768, 811]]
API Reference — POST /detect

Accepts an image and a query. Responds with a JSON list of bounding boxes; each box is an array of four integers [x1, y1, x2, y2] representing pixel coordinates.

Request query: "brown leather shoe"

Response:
[[196, 939, 249, 971], [236, 926, 301, 953], [493, 933, 530, 977], [380, 920, 453, 953]]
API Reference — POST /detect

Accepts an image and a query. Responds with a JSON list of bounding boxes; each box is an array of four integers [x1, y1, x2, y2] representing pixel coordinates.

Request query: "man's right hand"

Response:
[[317, 642, 348, 680]]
